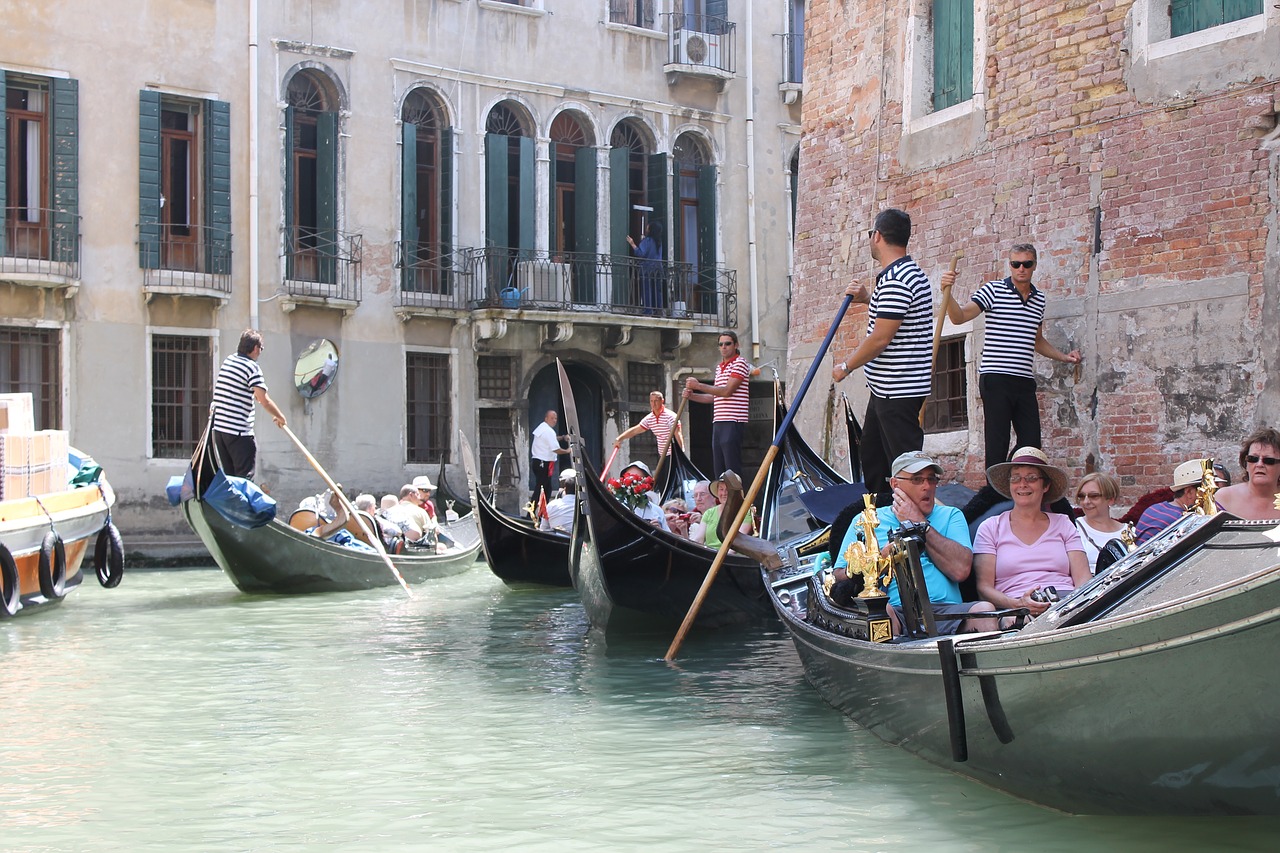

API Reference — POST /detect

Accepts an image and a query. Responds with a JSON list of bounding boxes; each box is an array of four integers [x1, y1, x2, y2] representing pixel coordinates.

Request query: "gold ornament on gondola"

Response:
[[1192, 458, 1220, 516], [841, 493, 891, 599]]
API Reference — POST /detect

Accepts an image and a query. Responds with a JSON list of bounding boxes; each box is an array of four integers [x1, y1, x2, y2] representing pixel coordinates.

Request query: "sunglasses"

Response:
[[867, 229, 877, 239], [1076, 492, 1105, 501], [1009, 260, 1036, 269], [1246, 454, 1280, 465], [718, 341, 735, 347]]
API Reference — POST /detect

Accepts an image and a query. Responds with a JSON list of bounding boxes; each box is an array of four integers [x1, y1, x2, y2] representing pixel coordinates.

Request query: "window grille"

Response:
[[151, 334, 212, 457], [407, 352, 451, 463]]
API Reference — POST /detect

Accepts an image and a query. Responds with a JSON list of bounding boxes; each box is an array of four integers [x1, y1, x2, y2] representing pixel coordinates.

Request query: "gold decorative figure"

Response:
[[1120, 521, 1136, 551], [1192, 458, 1220, 516], [849, 493, 892, 599]]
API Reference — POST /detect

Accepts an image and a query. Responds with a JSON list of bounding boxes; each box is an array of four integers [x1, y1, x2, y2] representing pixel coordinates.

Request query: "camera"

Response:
[[1030, 586, 1060, 604]]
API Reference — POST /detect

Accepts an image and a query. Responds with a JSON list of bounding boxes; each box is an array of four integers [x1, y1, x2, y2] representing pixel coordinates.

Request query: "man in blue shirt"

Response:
[[1136, 459, 1204, 544], [832, 451, 995, 635]]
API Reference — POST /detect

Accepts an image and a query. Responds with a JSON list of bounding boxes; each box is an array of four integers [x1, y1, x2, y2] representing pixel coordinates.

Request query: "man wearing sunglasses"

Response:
[[1214, 427, 1280, 520], [939, 244, 1080, 516]]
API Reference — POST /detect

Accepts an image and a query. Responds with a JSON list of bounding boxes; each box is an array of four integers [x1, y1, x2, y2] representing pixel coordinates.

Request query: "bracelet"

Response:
[[837, 361, 849, 375]]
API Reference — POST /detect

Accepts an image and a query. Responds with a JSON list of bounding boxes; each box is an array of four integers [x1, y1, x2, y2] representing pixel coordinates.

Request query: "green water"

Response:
[[1, 565, 1275, 851]]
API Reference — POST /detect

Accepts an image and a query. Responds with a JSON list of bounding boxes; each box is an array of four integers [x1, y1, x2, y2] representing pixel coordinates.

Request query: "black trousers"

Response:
[[531, 458, 554, 502], [711, 421, 745, 479], [860, 393, 924, 496], [213, 430, 258, 480], [979, 373, 1041, 471]]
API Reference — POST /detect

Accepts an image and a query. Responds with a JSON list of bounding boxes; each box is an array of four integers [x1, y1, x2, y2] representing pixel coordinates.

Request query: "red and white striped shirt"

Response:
[[639, 408, 678, 456], [713, 355, 751, 423]]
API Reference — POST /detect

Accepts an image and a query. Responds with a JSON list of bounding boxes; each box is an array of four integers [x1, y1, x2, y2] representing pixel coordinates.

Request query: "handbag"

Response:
[[203, 469, 278, 529], [1075, 519, 1129, 574]]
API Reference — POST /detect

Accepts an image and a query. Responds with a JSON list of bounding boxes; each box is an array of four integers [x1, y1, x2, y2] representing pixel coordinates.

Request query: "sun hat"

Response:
[[559, 468, 577, 482], [1172, 459, 1207, 491], [621, 460, 652, 478], [986, 447, 1070, 503], [411, 475, 436, 491], [891, 450, 944, 478]]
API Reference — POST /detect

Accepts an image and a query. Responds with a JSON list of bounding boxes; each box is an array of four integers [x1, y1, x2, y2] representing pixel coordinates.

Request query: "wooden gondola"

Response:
[[759, 398, 864, 541], [182, 495, 481, 595], [766, 510, 1280, 815], [434, 456, 473, 518], [557, 361, 773, 631]]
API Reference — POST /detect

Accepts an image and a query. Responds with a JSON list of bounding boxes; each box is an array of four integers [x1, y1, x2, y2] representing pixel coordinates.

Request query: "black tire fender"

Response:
[[0, 544, 20, 617], [38, 530, 67, 600], [95, 521, 125, 589]]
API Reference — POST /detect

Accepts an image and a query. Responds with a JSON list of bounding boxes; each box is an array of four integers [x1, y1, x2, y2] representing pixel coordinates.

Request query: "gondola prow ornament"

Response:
[[1192, 458, 1220, 516]]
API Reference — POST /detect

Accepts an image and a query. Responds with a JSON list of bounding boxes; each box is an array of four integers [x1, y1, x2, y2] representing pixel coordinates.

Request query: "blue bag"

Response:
[[165, 466, 198, 507], [203, 470, 278, 529]]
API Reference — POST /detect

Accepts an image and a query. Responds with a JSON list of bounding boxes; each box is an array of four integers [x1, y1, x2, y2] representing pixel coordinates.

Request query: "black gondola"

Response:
[[435, 456, 473, 518]]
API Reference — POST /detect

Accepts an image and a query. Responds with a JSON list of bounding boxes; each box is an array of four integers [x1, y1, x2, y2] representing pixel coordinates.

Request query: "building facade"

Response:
[[1, 0, 806, 549], [791, 0, 1279, 502]]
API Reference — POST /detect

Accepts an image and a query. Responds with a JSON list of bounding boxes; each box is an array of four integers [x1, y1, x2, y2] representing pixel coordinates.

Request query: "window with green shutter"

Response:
[[1171, 0, 1262, 38], [3, 74, 78, 265], [932, 0, 974, 112]]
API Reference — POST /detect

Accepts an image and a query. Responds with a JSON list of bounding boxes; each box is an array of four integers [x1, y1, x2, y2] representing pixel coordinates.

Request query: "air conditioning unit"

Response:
[[515, 261, 572, 303], [676, 30, 722, 68]]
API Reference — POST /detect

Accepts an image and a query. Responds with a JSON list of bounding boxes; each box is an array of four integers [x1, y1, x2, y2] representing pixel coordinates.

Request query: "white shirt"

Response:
[[531, 421, 560, 462], [633, 497, 671, 532], [539, 493, 577, 533]]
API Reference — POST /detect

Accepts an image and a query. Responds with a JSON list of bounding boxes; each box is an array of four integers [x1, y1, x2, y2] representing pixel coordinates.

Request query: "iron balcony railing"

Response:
[[664, 13, 736, 75], [138, 223, 233, 294], [283, 227, 362, 302], [469, 247, 737, 328], [781, 31, 804, 84], [1, 207, 80, 279], [394, 241, 474, 310]]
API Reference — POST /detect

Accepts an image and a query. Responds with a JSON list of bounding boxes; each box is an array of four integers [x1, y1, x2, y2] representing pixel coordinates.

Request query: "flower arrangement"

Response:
[[607, 470, 656, 510]]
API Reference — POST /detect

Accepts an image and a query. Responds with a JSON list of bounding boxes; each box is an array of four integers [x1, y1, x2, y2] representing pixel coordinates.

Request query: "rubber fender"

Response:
[[38, 530, 67, 600], [95, 521, 125, 589]]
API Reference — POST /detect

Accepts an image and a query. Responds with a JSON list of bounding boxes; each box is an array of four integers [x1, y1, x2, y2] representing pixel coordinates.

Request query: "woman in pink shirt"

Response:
[[974, 447, 1090, 619]]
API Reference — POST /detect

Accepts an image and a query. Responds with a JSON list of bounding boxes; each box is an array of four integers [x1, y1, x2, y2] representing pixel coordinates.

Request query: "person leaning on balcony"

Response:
[[210, 329, 287, 480], [627, 220, 664, 315]]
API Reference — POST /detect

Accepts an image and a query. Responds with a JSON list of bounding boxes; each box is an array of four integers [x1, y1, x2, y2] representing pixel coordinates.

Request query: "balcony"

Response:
[[139, 223, 233, 303], [780, 31, 804, 104], [663, 13, 736, 88], [394, 242, 474, 318], [1, 208, 80, 294], [282, 227, 362, 313]]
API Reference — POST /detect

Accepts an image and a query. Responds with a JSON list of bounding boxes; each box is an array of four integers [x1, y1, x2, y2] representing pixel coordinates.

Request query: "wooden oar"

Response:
[[650, 392, 690, 483], [281, 425, 414, 598], [599, 445, 620, 483], [920, 254, 960, 427], [665, 291, 856, 661]]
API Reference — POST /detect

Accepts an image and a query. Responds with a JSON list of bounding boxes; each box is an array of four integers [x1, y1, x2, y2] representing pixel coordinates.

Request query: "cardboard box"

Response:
[[0, 393, 36, 434]]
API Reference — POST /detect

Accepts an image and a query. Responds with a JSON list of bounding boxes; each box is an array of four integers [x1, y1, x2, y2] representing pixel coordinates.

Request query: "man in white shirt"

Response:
[[530, 410, 570, 502], [540, 469, 579, 533]]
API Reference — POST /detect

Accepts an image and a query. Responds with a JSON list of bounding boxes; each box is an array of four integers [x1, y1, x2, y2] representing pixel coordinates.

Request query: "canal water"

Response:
[[2, 563, 1276, 851]]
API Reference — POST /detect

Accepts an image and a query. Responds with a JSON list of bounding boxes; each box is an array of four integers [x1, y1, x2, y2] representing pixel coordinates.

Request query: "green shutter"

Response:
[[204, 99, 231, 275], [401, 121, 418, 291], [609, 147, 630, 306], [547, 141, 558, 252], [440, 126, 454, 295], [316, 111, 337, 284], [1224, 0, 1263, 24], [51, 77, 79, 264], [574, 146, 596, 255], [647, 152, 667, 237], [1, 71, 9, 257], [284, 105, 294, 280], [485, 133, 508, 249], [138, 91, 162, 268], [518, 135, 535, 256], [1173, 1, 1262, 37], [697, 164, 717, 311], [932, 0, 973, 111]]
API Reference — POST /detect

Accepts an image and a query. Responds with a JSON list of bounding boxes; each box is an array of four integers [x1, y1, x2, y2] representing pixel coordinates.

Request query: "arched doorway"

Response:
[[527, 361, 606, 486]]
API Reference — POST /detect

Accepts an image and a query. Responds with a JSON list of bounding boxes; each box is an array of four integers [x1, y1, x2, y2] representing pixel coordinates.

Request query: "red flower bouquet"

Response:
[[607, 471, 656, 510]]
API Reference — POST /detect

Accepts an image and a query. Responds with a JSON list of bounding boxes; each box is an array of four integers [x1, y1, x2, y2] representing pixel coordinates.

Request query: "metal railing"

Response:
[[1, 208, 80, 279], [664, 13, 736, 75], [468, 247, 737, 328], [283, 227, 362, 302], [394, 241, 474, 310], [781, 31, 804, 84], [138, 223, 233, 294]]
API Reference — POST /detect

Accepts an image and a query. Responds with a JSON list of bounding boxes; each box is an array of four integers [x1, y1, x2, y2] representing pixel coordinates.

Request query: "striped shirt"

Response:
[[713, 355, 751, 422], [972, 278, 1045, 378], [212, 353, 265, 435], [639, 409, 678, 456], [863, 256, 933, 398]]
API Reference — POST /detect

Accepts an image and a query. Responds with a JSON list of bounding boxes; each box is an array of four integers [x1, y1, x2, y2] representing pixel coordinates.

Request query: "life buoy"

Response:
[[0, 544, 20, 617], [38, 530, 67, 600], [94, 521, 125, 589]]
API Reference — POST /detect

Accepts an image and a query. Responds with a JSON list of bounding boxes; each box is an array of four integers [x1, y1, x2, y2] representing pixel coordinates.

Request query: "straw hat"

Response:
[[986, 447, 1069, 503], [411, 475, 436, 491], [1172, 459, 1207, 491]]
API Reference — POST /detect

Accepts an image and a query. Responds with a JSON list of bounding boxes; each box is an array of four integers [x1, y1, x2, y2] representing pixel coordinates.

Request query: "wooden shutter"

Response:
[[440, 126, 454, 294], [138, 91, 162, 269], [401, 121, 417, 290], [0, 71, 6, 257], [547, 141, 558, 252], [697, 164, 717, 310], [51, 77, 79, 264], [932, 0, 973, 111], [316, 111, 337, 284], [204, 99, 231, 275], [517, 135, 535, 256], [609, 146, 631, 306], [284, 105, 294, 280], [574, 146, 597, 255], [485, 133, 508, 249], [1174, 0, 1262, 37]]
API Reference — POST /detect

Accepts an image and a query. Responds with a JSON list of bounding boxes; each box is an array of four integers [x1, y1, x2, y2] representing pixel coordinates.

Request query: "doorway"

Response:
[[527, 361, 606, 484]]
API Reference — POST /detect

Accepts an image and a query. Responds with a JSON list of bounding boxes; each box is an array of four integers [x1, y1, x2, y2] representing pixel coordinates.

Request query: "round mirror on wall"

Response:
[[294, 339, 339, 398]]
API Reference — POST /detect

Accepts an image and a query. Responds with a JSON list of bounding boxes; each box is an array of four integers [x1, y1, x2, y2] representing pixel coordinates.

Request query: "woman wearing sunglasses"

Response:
[[1214, 427, 1280, 520], [1072, 472, 1127, 574], [939, 245, 1081, 519]]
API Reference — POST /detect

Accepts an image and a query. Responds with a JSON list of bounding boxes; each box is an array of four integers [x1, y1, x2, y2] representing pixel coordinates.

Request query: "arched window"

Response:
[[401, 89, 454, 295], [285, 70, 338, 283], [672, 132, 717, 315], [484, 101, 533, 260]]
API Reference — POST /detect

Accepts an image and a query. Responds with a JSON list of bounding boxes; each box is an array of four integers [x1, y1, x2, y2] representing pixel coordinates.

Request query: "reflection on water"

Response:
[[1, 567, 1276, 850]]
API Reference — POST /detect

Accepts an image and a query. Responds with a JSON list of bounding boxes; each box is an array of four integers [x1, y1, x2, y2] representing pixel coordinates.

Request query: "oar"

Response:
[[920, 254, 960, 428], [650, 392, 690, 483], [665, 292, 856, 661], [599, 445, 620, 483], [281, 425, 414, 598]]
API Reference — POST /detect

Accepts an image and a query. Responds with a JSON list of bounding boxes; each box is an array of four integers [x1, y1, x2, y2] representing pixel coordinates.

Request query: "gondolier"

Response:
[[530, 410, 569, 502], [614, 391, 683, 458], [211, 329, 287, 480], [684, 330, 750, 479]]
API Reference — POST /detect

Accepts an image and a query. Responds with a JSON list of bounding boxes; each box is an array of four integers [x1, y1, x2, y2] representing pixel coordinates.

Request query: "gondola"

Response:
[[434, 456, 473, 518], [766, 509, 1280, 815], [460, 432, 573, 588], [557, 361, 773, 631], [182, 495, 481, 595]]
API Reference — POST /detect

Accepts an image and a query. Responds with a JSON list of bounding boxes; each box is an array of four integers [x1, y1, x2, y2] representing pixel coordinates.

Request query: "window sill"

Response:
[[1147, 15, 1267, 61], [900, 96, 986, 172], [0, 264, 80, 296], [605, 21, 664, 40], [1128, 9, 1277, 101], [478, 1, 546, 19]]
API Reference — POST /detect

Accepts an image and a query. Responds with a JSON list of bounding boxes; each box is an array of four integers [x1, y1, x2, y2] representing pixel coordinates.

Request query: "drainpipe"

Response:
[[249, 0, 260, 329], [743, 4, 760, 362]]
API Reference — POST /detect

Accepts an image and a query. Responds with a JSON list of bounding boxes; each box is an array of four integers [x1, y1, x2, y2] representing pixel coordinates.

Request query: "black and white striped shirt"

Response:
[[864, 256, 934, 398], [212, 353, 265, 435], [972, 278, 1045, 378]]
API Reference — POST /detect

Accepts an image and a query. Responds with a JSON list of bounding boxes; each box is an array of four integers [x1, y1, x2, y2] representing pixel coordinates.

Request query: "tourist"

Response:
[[687, 479, 715, 543], [1072, 472, 1126, 573], [1214, 427, 1280, 520], [702, 474, 755, 549], [973, 448, 1090, 619], [539, 469, 579, 533], [663, 498, 692, 538], [1135, 459, 1205, 544], [619, 461, 670, 532]]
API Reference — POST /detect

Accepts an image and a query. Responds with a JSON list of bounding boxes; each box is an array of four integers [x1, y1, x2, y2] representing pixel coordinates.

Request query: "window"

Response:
[[407, 352, 451, 463], [285, 70, 338, 283], [922, 338, 968, 433], [549, 112, 596, 302], [477, 355, 515, 399], [401, 88, 454, 295], [478, 408, 518, 487], [484, 101, 534, 295], [1171, 1, 1262, 37], [610, 0, 656, 28], [2, 72, 78, 264], [0, 326, 60, 429], [672, 132, 717, 315], [932, 0, 974, 111], [138, 92, 231, 274], [151, 334, 212, 458], [785, 0, 805, 84]]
